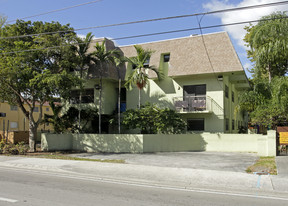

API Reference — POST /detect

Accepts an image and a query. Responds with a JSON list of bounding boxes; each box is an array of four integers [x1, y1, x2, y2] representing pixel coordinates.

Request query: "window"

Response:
[[70, 89, 94, 104], [10, 105, 18, 111], [163, 54, 170, 62], [232, 91, 234, 102], [10, 122, 18, 129], [33, 107, 39, 112], [187, 119, 204, 131], [46, 108, 49, 112], [225, 118, 229, 131], [183, 85, 206, 111], [132, 64, 137, 70], [232, 119, 235, 130], [183, 84, 206, 97], [225, 85, 229, 98], [143, 58, 150, 68]]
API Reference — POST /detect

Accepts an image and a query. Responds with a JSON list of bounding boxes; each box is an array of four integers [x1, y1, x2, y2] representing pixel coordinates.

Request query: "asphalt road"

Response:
[[0, 167, 287, 206]]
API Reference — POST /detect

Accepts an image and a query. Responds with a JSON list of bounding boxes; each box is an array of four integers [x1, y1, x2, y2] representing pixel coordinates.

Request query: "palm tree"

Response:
[[114, 56, 126, 134], [125, 45, 162, 108], [73, 32, 94, 131], [92, 40, 120, 134]]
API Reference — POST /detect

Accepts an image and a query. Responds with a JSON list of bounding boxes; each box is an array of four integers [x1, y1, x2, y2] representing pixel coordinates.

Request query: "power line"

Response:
[[1, 16, 287, 55], [6, 0, 103, 23], [113, 16, 288, 41], [1, 0, 287, 40], [196, 14, 224, 89]]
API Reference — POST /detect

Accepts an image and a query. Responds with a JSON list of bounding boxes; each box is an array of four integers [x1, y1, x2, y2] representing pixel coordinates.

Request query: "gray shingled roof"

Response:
[[120, 32, 245, 78]]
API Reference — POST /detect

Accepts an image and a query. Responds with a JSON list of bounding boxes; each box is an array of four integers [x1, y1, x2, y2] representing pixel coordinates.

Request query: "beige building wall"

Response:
[[0, 102, 54, 132]]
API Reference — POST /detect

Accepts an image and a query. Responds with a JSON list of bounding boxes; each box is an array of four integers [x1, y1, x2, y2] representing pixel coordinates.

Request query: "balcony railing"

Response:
[[173, 95, 212, 113]]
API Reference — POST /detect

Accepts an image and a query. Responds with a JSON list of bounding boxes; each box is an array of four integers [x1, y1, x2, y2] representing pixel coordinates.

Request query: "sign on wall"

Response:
[[279, 132, 288, 145]]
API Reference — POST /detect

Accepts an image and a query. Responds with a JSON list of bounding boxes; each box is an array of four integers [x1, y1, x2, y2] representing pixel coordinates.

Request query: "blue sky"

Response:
[[0, 0, 287, 77]]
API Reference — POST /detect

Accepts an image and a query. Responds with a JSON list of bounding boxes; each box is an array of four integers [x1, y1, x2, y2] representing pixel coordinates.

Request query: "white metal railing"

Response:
[[173, 95, 212, 112]]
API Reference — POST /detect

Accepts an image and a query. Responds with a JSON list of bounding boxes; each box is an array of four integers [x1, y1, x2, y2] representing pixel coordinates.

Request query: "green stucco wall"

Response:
[[126, 74, 226, 133], [65, 79, 118, 115]]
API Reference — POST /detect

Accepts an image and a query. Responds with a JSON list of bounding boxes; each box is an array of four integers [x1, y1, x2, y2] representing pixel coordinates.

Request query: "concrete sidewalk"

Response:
[[0, 152, 287, 196]]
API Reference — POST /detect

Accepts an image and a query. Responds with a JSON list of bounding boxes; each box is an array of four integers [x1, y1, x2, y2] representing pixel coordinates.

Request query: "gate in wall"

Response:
[[276, 127, 288, 156]]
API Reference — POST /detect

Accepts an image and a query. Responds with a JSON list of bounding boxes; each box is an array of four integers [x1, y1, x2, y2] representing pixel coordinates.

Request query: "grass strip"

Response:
[[246, 157, 277, 175], [24, 154, 125, 164]]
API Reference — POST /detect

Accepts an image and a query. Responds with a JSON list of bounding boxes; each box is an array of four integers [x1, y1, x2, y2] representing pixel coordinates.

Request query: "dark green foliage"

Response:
[[238, 77, 288, 128], [240, 12, 288, 129], [43, 105, 98, 133], [0, 140, 29, 155], [0, 20, 81, 151], [122, 103, 186, 134]]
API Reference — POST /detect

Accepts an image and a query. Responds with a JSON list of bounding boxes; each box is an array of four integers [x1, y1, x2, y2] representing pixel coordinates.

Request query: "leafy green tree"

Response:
[[238, 77, 288, 129], [0, 15, 7, 28], [92, 40, 120, 134], [43, 101, 66, 134], [244, 12, 288, 82], [125, 45, 163, 108], [72, 32, 94, 130], [122, 103, 186, 134], [0, 20, 80, 151]]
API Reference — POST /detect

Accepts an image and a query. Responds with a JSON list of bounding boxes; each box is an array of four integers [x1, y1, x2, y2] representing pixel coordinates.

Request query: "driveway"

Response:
[[276, 155, 288, 177], [70, 152, 258, 173]]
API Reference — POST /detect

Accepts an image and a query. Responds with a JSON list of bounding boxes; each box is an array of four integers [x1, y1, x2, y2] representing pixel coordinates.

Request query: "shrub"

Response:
[[122, 103, 187, 134], [0, 141, 29, 155]]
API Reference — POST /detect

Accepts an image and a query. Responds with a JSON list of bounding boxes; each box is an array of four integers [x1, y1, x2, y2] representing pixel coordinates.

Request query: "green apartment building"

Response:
[[69, 32, 249, 134]]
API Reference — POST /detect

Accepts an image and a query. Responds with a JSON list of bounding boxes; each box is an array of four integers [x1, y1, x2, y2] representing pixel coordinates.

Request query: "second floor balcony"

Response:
[[173, 95, 212, 113]]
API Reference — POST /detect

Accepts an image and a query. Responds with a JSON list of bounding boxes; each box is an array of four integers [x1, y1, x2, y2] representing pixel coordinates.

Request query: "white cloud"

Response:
[[76, 34, 87, 39], [203, 0, 288, 48], [76, 33, 99, 40]]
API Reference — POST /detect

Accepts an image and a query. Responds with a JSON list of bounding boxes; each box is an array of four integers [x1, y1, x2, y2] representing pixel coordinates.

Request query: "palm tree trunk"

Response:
[[99, 63, 102, 134], [138, 88, 141, 108], [78, 91, 82, 132], [78, 69, 83, 133], [118, 78, 121, 134]]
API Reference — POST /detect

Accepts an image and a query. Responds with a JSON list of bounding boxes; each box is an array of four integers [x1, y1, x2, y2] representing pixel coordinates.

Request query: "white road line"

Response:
[[0, 197, 18, 203], [1, 166, 288, 202]]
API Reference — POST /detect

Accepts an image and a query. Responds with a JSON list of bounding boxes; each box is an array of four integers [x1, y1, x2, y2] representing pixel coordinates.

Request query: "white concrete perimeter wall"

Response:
[[72, 134, 144, 153], [41, 133, 144, 153], [41, 130, 276, 156], [143, 133, 258, 153]]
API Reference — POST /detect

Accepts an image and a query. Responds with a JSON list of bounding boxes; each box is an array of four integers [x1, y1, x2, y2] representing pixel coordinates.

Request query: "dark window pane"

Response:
[[225, 85, 229, 98], [70, 89, 94, 104], [226, 118, 229, 131], [187, 119, 204, 131], [183, 85, 206, 97], [143, 58, 150, 68], [163, 54, 170, 62], [120, 88, 126, 102]]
